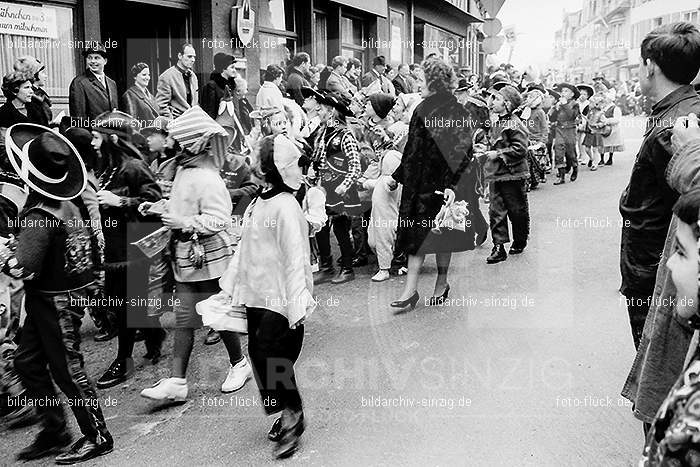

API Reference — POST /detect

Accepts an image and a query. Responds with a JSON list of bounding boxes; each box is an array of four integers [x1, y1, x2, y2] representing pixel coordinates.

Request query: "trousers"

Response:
[[247, 307, 304, 416], [13, 289, 110, 442], [489, 180, 530, 245], [315, 213, 353, 269]]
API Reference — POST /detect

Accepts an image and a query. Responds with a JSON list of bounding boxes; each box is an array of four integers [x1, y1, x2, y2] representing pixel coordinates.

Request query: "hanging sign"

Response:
[[232, 0, 254, 47]]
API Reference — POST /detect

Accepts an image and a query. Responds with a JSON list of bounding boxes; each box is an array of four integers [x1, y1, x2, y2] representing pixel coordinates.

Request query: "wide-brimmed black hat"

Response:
[[576, 84, 595, 98], [546, 88, 561, 100], [301, 86, 325, 101], [93, 110, 139, 139], [140, 116, 172, 138], [5, 123, 86, 200], [555, 82, 580, 99], [489, 81, 511, 92], [318, 91, 353, 117], [82, 44, 108, 58], [455, 78, 472, 93], [526, 82, 546, 94]]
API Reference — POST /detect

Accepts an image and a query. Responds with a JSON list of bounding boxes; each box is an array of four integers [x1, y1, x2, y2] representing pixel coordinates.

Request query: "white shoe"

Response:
[[397, 266, 408, 276], [221, 357, 252, 393], [140, 378, 188, 401], [371, 270, 390, 282]]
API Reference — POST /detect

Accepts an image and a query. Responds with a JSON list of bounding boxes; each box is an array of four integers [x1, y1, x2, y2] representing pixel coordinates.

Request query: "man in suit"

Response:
[[69, 45, 118, 123], [155, 43, 198, 118], [392, 64, 414, 95], [325, 56, 355, 100], [361, 56, 395, 96], [286, 52, 311, 106]]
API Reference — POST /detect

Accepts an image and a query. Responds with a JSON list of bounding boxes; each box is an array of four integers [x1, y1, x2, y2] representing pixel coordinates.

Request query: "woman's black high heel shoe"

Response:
[[390, 291, 419, 311], [428, 284, 450, 306]]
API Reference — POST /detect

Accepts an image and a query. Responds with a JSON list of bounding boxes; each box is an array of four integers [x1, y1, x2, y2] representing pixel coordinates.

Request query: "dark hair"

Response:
[[641, 22, 700, 84], [178, 42, 194, 55], [674, 188, 700, 237], [130, 62, 149, 78], [409, 63, 419, 72], [331, 56, 346, 69], [346, 58, 361, 71], [318, 66, 333, 90], [264, 64, 283, 82], [253, 135, 285, 187], [2, 70, 32, 100], [291, 52, 310, 67], [372, 55, 386, 67]]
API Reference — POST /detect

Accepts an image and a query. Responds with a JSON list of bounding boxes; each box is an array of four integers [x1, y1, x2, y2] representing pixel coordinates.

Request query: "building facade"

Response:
[[554, 0, 700, 85], [1, 0, 500, 113]]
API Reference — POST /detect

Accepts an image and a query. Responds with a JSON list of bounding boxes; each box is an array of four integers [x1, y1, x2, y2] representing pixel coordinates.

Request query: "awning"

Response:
[[332, 0, 388, 18], [415, 1, 482, 37], [125, 0, 189, 9]]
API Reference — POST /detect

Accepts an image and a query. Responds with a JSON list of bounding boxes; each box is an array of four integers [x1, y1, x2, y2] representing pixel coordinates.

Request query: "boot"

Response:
[[553, 169, 566, 185], [598, 156, 606, 166], [570, 166, 578, 182], [605, 154, 613, 165], [486, 244, 507, 264]]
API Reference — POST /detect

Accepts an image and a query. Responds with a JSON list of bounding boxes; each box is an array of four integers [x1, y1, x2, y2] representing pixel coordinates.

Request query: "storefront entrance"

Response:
[[100, 0, 190, 96]]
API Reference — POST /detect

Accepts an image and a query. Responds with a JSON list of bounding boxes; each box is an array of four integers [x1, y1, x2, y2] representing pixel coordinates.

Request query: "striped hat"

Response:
[[166, 106, 229, 155]]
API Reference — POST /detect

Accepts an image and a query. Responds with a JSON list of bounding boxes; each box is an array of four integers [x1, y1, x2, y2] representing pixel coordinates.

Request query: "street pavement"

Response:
[[1, 116, 648, 466]]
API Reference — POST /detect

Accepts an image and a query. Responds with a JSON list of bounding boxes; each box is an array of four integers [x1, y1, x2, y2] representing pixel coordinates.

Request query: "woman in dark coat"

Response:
[[0, 71, 35, 128], [120, 63, 159, 125], [13, 56, 52, 126], [89, 111, 165, 389], [390, 57, 487, 310]]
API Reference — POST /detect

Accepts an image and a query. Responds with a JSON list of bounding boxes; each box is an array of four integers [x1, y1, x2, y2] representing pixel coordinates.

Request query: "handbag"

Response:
[[188, 232, 206, 269], [431, 197, 469, 234], [196, 292, 247, 333]]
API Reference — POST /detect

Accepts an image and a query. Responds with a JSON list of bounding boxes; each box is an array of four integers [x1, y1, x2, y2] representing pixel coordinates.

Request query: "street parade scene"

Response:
[[1, 0, 700, 465]]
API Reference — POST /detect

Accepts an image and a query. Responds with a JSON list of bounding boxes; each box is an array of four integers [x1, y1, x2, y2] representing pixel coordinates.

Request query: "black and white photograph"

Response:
[[0, 0, 700, 465]]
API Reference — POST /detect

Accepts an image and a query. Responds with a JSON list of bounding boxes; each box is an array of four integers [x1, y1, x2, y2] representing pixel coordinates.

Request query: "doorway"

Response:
[[100, 0, 190, 96]]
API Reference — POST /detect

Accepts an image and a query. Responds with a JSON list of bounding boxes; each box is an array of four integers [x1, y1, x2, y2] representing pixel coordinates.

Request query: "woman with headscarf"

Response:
[[90, 111, 165, 389], [389, 57, 486, 309], [120, 62, 159, 126], [218, 134, 315, 458], [140, 107, 251, 401]]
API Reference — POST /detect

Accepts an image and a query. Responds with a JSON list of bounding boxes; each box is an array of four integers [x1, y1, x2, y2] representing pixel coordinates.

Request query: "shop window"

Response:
[[313, 12, 327, 65], [259, 34, 294, 70], [341, 16, 365, 68], [389, 9, 405, 64], [258, 0, 296, 76], [259, 0, 295, 32], [0, 4, 76, 99]]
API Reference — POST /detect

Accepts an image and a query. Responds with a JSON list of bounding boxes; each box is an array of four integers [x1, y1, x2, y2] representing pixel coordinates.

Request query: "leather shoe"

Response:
[[486, 244, 507, 264], [204, 328, 221, 346], [268, 417, 282, 442], [330, 268, 355, 284], [17, 429, 72, 461], [54, 435, 113, 465], [509, 242, 527, 255], [94, 327, 117, 342], [313, 268, 335, 285], [96, 358, 133, 389], [274, 410, 305, 459]]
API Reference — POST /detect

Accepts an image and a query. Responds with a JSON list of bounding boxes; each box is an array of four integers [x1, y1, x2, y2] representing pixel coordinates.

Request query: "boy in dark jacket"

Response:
[[1, 124, 112, 463], [482, 84, 531, 264]]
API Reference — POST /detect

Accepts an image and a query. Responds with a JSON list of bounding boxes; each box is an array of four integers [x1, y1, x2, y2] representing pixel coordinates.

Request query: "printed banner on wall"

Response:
[[0, 2, 58, 39]]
